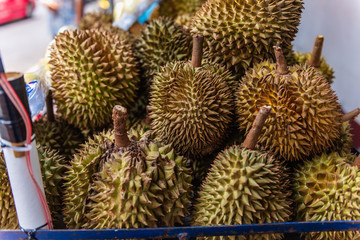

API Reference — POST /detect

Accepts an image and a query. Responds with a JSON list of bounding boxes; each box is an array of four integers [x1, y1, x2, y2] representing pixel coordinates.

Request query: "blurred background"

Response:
[[0, 0, 359, 149]]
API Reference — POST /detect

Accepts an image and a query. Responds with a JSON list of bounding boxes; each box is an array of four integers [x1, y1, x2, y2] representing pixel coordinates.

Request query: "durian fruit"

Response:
[[191, 0, 304, 74], [34, 90, 84, 159], [79, 12, 113, 30], [135, 17, 192, 81], [329, 108, 360, 155], [193, 107, 292, 240], [294, 36, 335, 84], [0, 155, 18, 229], [150, 35, 234, 159], [37, 146, 67, 228], [159, 0, 205, 19], [49, 29, 140, 131], [174, 14, 193, 29], [236, 46, 342, 161], [63, 106, 192, 229], [294, 152, 360, 240]]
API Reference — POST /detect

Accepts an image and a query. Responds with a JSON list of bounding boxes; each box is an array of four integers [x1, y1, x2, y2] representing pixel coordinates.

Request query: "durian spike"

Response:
[[308, 35, 324, 68], [112, 105, 131, 147], [191, 34, 204, 68], [352, 154, 360, 168], [46, 90, 55, 122], [242, 106, 272, 150], [144, 106, 152, 125], [342, 108, 360, 122], [273, 46, 289, 75]]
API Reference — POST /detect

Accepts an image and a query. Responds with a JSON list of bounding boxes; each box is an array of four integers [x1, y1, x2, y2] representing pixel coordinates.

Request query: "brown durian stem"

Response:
[[144, 106, 152, 125], [191, 34, 204, 68], [274, 46, 289, 75], [352, 155, 360, 168], [308, 35, 324, 68], [113, 105, 131, 147], [46, 90, 55, 122], [242, 106, 272, 150], [342, 108, 360, 122]]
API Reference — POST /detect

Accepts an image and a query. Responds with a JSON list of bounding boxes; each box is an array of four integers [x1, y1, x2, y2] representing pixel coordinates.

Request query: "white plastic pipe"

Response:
[[3, 138, 49, 230]]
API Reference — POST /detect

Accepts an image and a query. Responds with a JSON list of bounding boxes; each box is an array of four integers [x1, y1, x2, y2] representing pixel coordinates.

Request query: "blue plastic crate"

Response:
[[1, 221, 360, 239]]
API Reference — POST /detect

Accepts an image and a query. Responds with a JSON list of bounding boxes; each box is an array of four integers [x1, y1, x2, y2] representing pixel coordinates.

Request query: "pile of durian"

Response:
[[2, 0, 360, 239]]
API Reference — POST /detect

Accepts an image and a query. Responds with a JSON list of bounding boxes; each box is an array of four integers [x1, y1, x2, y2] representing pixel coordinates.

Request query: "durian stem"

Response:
[[342, 108, 360, 122], [308, 35, 324, 68], [46, 90, 55, 122], [144, 106, 152, 125], [352, 155, 360, 168], [242, 106, 272, 150], [191, 35, 204, 68], [274, 46, 289, 75], [113, 105, 131, 147]]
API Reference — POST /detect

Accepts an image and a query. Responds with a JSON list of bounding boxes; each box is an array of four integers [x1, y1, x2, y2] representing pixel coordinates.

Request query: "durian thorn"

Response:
[[308, 35, 324, 68], [342, 108, 360, 122], [144, 106, 152, 125], [273, 46, 289, 75], [46, 89, 55, 122], [191, 34, 204, 68], [242, 106, 272, 150], [113, 105, 131, 147], [352, 154, 360, 168]]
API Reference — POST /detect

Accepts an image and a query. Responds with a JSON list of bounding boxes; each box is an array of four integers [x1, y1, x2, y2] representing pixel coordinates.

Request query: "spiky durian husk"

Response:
[[135, 17, 192, 82], [174, 14, 193, 28], [0, 155, 18, 229], [328, 122, 353, 156], [191, 0, 304, 74], [38, 146, 66, 227], [79, 12, 113, 30], [34, 117, 84, 159], [84, 141, 192, 228], [294, 52, 335, 84], [193, 146, 292, 240], [150, 61, 234, 159], [49, 29, 140, 130], [236, 62, 342, 161], [159, 0, 205, 19], [294, 153, 360, 240], [63, 130, 114, 229]]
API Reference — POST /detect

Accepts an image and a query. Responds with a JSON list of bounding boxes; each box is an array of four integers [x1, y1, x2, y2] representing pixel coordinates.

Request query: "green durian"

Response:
[[49, 29, 140, 131], [0, 155, 18, 229], [150, 61, 234, 159], [159, 0, 205, 19], [63, 106, 192, 229], [174, 14, 193, 29], [294, 152, 360, 240], [328, 122, 353, 156], [79, 12, 113, 30], [191, 0, 304, 74], [193, 147, 291, 240], [236, 47, 342, 161], [34, 117, 84, 159], [37, 146, 67, 227], [293, 36, 334, 84], [135, 17, 192, 81]]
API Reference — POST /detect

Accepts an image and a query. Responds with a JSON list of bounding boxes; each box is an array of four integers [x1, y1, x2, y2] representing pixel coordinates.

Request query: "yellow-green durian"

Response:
[[34, 117, 84, 159], [150, 61, 234, 159], [159, 0, 205, 19], [79, 12, 113, 30], [294, 152, 360, 240], [191, 0, 304, 74], [49, 29, 140, 130], [193, 146, 292, 240], [236, 47, 342, 161]]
